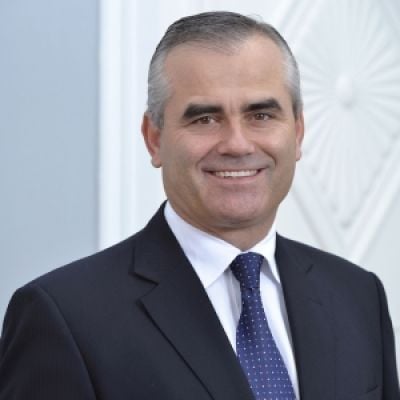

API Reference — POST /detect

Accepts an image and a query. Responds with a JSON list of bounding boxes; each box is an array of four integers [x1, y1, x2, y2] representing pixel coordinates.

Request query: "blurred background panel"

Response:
[[0, 0, 98, 321]]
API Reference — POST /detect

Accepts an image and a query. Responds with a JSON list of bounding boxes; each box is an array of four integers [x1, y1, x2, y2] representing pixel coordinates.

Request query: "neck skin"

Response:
[[214, 225, 274, 251], [168, 202, 276, 251]]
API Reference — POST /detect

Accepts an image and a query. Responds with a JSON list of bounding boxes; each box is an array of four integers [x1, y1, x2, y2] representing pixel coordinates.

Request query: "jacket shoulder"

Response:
[[277, 235, 375, 282], [28, 232, 142, 296]]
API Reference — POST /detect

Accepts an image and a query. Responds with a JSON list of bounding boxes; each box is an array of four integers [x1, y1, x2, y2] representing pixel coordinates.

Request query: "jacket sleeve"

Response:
[[0, 283, 97, 400], [373, 274, 400, 399]]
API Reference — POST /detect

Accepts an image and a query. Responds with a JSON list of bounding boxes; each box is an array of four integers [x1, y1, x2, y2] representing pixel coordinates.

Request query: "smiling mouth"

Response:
[[211, 169, 260, 178]]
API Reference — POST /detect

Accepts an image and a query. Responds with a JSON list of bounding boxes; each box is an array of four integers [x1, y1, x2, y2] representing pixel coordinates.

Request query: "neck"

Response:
[[165, 202, 276, 251], [206, 222, 274, 251]]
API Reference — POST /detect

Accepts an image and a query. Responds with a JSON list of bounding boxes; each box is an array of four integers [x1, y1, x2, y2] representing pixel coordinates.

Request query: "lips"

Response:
[[211, 170, 259, 178]]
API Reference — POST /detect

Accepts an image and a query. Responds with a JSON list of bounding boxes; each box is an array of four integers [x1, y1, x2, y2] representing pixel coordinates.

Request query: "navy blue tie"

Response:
[[230, 252, 296, 400]]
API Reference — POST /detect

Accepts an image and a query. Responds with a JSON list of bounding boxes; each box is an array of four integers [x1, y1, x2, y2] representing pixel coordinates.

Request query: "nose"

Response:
[[216, 121, 255, 156]]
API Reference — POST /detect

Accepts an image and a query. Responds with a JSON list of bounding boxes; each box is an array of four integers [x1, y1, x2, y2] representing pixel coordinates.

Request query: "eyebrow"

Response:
[[241, 98, 283, 113], [182, 103, 223, 121], [181, 98, 283, 121]]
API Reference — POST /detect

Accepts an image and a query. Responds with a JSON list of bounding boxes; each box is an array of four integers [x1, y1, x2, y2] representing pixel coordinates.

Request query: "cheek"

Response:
[[275, 133, 299, 160], [160, 142, 198, 187], [168, 137, 212, 170]]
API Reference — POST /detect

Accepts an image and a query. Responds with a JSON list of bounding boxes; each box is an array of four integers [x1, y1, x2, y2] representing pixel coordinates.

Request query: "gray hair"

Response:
[[146, 11, 302, 128]]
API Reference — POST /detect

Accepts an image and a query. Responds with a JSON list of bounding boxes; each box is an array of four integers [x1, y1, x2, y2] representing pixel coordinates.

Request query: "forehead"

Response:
[[163, 35, 288, 109]]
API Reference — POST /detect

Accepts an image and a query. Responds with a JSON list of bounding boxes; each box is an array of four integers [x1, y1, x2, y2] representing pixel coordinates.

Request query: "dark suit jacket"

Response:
[[0, 205, 399, 399]]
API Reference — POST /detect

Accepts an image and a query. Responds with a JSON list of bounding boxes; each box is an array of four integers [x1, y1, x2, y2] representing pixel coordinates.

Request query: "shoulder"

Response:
[[32, 233, 139, 289], [12, 231, 148, 316], [276, 234, 379, 292], [2, 230, 152, 343], [278, 234, 370, 273], [276, 235, 389, 328], [28, 204, 169, 292], [8, 205, 171, 318]]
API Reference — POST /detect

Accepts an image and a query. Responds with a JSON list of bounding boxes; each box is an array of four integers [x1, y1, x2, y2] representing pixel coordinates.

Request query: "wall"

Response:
[[0, 1, 98, 323]]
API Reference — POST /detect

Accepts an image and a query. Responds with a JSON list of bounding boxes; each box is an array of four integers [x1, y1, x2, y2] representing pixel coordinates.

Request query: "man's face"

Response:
[[143, 35, 304, 245]]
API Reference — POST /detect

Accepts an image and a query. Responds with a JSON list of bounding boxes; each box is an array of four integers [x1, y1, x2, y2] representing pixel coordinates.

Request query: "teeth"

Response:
[[213, 170, 258, 178]]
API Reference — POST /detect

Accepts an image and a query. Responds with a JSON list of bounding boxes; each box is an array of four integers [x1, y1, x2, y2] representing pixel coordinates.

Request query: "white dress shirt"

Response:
[[164, 202, 300, 398]]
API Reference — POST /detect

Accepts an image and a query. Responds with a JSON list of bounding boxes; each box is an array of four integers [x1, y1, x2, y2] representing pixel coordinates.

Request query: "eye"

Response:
[[253, 112, 270, 121], [193, 115, 216, 124]]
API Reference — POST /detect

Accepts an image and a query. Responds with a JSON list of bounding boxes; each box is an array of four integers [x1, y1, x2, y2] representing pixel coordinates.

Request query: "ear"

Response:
[[141, 113, 162, 168], [294, 112, 305, 161]]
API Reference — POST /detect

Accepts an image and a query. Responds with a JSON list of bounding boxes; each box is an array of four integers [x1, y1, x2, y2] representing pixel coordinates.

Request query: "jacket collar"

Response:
[[276, 235, 335, 400], [131, 205, 254, 400]]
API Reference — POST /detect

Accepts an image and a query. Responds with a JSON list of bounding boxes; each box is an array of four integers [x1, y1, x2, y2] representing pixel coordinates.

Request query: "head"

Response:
[[147, 11, 302, 129], [142, 11, 304, 249]]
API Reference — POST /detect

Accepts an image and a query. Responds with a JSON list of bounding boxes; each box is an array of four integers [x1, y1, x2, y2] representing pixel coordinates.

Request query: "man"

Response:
[[0, 11, 399, 400]]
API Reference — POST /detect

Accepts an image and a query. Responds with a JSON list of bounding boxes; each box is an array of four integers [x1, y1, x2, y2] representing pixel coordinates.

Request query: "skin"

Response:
[[142, 34, 304, 250]]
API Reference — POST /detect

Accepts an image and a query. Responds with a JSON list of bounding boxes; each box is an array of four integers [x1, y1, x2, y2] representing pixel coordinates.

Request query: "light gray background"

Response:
[[0, 1, 99, 323]]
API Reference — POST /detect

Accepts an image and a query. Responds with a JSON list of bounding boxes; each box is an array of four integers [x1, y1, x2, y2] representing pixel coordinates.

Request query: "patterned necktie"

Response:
[[230, 252, 296, 400]]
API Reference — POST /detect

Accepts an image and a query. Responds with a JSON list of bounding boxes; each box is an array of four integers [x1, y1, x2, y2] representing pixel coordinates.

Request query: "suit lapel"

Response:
[[131, 206, 254, 400], [276, 235, 335, 400]]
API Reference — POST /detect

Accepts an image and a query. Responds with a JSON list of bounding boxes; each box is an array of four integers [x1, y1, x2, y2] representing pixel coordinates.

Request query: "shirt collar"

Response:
[[164, 202, 280, 288]]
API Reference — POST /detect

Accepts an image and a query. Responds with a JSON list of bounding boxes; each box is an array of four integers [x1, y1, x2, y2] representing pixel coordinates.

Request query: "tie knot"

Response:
[[230, 252, 264, 289]]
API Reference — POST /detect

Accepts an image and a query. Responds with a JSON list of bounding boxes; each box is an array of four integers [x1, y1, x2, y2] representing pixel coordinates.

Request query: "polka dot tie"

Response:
[[230, 252, 296, 400]]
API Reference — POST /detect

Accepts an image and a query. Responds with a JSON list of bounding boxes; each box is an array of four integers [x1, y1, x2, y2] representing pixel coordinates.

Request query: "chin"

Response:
[[210, 206, 268, 228]]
